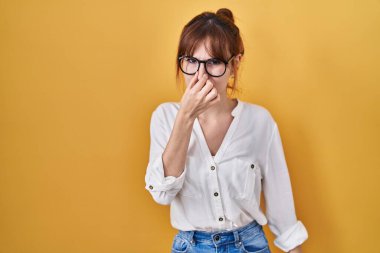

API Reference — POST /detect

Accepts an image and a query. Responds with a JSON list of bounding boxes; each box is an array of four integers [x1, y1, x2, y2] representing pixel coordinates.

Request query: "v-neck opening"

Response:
[[194, 98, 243, 164]]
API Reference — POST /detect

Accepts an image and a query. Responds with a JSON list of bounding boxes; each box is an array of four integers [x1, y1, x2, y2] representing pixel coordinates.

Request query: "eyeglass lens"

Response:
[[180, 57, 226, 77]]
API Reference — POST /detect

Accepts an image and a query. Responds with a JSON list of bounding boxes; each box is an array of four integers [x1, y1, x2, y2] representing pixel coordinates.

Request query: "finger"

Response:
[[193, 73, 209, 92], [200, 80, 214, 96], [206, 92, 220, 106], [205, 87, 218, 101], [187, 71, 199, 90]]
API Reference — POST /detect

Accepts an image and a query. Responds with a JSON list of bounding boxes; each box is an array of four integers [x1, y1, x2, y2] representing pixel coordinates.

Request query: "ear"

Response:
[[234, 53, 243, 69], [229, 53, 243, 75]]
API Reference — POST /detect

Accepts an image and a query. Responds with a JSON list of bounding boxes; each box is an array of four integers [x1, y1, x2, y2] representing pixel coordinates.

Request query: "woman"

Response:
[[144, 8, 308, 253]]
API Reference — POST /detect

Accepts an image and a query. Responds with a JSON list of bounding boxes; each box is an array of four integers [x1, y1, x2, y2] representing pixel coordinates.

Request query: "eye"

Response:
[[208, 58, 223, 65], [184, 56, 197, 64]]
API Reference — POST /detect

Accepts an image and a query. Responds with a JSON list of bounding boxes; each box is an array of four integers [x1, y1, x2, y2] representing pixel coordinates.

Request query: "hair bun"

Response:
[[216, 8, 234, 23]]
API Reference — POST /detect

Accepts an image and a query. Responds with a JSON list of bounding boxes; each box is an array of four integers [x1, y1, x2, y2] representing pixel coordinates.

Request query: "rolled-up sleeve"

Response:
[[144, 106, 187, 205], [262, 122, 308, 252]]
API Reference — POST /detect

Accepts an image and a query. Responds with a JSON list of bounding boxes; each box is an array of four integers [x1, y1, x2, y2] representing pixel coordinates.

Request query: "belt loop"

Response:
[[233, 230, 241, 248], [188, 231, 195, 245]]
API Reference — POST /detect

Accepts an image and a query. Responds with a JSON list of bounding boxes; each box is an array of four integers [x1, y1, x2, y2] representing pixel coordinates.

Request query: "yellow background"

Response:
[[1, 0, 379, 252]]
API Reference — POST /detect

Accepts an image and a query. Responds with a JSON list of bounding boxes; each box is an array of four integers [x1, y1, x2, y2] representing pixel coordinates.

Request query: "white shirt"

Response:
[[144, 98, 308, 252]]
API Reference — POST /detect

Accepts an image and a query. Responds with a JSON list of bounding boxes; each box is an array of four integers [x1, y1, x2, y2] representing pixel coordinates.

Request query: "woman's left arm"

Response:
[[262, 121, 308, 252]]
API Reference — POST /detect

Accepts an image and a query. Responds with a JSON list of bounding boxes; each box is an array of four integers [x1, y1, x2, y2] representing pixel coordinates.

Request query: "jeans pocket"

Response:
[[241, 246, 270, 253], [240, 229, 270, 253], [171, 235, 190, 253]]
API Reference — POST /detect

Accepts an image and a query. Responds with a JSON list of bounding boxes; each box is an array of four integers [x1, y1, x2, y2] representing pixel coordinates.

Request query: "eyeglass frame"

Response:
[[177, 54, 236, 77]]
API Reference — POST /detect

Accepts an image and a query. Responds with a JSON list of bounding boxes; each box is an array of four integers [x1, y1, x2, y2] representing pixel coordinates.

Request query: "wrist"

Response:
[[178, 108, 196, 123]]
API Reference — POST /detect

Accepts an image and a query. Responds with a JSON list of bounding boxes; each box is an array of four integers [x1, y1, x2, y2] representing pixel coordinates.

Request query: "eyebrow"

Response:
[[191, 56, 219, 60]]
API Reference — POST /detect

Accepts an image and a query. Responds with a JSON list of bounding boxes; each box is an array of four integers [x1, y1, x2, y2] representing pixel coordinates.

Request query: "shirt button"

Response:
[[219, 217, 224, 221], [149, 185, 153, 190], [251, 164, 255, 169], [214, 235, 220, 241], [214, 192, 219, 197], [211, 165, 215, 170]]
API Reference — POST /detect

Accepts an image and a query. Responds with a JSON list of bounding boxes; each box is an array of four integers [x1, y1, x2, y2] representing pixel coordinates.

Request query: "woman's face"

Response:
[[183, 41, 234, 95]]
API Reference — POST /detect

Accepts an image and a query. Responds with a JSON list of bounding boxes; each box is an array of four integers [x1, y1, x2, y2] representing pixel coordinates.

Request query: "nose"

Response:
[[198, 61, 207, 78]]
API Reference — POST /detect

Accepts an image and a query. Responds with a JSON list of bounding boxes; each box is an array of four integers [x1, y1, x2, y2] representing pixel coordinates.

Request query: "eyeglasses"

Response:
[[178, 55, 235, 77]]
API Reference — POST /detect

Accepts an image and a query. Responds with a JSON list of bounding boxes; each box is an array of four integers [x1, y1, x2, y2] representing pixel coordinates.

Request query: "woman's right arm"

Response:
[[162, 108, 196, 178], [145, 72, 220, 205], [144, 106, 195, 205]]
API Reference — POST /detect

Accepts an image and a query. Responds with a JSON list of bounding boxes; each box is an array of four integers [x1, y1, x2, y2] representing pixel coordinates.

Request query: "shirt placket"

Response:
[[193, 99, 243, 229], [209, 158, 226, 228]]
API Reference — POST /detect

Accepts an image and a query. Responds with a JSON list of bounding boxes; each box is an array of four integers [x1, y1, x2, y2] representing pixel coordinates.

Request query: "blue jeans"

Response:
[[171, 219, 271, 253]]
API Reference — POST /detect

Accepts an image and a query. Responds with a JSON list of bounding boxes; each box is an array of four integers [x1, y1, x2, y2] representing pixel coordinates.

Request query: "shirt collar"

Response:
[[231, 98, 243, 117]]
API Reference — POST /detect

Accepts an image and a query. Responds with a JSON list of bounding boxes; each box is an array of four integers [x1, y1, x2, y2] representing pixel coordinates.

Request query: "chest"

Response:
[[198, 116, 234, 156]]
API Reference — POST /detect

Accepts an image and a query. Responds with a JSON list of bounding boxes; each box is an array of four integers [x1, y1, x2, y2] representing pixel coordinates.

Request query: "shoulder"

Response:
[[152, 101, 180, 117], [154, 101, 180, 113], [240, 100, 276, 124], [150, 101, 180, 125]]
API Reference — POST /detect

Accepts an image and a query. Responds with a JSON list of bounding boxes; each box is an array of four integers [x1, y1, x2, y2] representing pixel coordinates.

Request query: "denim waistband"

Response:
[[177, 219, 262, 247]]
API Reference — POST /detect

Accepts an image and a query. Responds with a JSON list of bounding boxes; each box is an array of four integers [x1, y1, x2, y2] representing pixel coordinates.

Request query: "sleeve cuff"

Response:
[[273, 220, 308, 252], [145, 153, 187, 192]]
